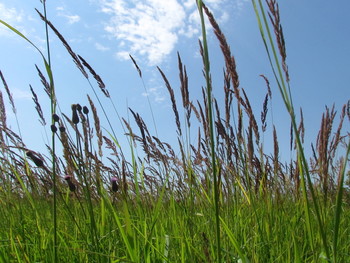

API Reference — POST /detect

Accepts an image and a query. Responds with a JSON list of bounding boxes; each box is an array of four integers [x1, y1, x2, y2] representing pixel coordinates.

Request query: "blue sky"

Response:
[[0, 0, 349, 162]]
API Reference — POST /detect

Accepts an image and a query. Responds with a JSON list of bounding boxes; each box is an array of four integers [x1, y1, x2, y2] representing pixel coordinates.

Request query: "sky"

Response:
[[0, 0, 349, 163]]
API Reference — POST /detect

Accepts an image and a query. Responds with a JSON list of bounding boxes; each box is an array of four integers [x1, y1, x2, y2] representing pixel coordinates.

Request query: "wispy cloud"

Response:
[[99, 0, 237, 66], [65, 14, 80, 24], [95, 42, 110, 51], [56, 6, 81, 24], [233, 0, 249, 13], [142, 87, 166, 103]]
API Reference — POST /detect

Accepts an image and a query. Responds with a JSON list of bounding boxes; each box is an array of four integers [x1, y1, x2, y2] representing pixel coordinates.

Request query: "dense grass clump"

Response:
[[0, 0, 349, 262]]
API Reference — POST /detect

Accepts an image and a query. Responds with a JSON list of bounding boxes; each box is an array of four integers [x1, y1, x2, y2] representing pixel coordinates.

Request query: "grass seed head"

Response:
[[76, 104, 82, 112], [64, 175, 76, 192], [51, 124, 57, 133], [71, 104, 79, 124], [52, 113, 60, 122], [110, 176, 118, 192], [83, 106, 89, 115], [26, 151, 44, 167]]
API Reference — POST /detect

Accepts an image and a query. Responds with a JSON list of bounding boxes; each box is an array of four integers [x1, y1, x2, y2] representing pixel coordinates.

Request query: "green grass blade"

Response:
[[333, 140, 350, 262], [220, 217, 249, 263]]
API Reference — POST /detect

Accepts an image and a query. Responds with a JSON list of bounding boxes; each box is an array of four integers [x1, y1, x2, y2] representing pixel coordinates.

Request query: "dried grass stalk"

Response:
[[30, 85, 46, 126], [202, 3, 240, 94], [0, 91, 7, 130], [78, 55, 110, 98], [242, 89, 260, 144], [87, 95, 103, 157], [35, 65, 51, 99], [129, 108, 150, 158], [261, 93, 269, 132], [223, 69, 233, 128], [266, 0, 289, 82], [35, 9, 88, 79], [158, 67, 182, 136], [129, 54, 142, 78], [0, 70, 16, 114], [60, 125, 74, 175], [178, 52, 191, 126], [273, 125, 279, 174]]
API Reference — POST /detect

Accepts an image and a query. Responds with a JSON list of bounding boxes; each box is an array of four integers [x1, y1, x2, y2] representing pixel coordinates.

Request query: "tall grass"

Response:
[[0, 1, 350, 262], [197, 1, 221, 262]]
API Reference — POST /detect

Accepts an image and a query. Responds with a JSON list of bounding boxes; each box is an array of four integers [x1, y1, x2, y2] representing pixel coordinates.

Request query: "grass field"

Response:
[[0, 0, 349, 262]]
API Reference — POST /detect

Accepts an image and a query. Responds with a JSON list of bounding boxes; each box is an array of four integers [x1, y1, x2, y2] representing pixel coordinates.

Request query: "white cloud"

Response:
[[56, 6, 81, 24], [115, 50, 129, 60], [231, 0, 249, 13], [0, 3, 23, 23], [183, 0, 195, 10], [12, 88, 32, 100], [64, 14, 81, 24], [0, 3, 25, 36], [101, 0, 186, 66], [100, 0, 235, 66], [142, 87, 166, 103]]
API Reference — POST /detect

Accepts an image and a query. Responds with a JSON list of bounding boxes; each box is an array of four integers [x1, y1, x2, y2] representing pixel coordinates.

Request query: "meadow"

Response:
[[0, 0, 350, 262]]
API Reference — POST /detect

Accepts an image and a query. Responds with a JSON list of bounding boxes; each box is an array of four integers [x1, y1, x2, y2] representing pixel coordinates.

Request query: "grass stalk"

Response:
[[40, 2, 59, 261], [251, 0, 331, 259], [332, 139, 350, 262], [197, 1, 221, 262]]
